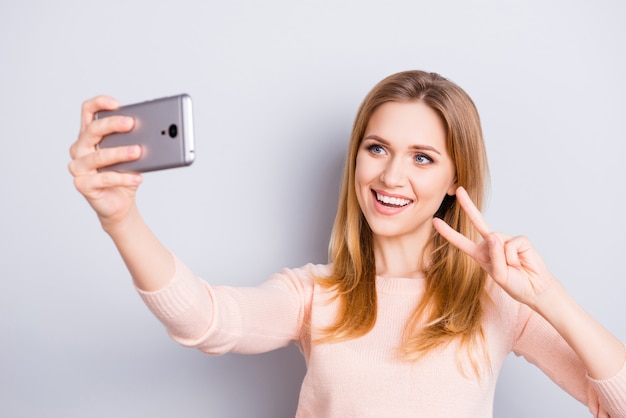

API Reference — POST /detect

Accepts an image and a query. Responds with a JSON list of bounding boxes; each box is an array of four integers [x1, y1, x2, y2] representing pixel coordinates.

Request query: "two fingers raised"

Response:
[[433, 187, 530, 275]]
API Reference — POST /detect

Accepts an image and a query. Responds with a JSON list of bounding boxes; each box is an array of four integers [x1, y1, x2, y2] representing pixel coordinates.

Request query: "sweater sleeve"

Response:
[[512, 304, 626, 417], [136, 254, 318, 355]]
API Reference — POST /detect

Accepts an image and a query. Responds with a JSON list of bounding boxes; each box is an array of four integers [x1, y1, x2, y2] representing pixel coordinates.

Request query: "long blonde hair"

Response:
[[318, 70, 489, 371]]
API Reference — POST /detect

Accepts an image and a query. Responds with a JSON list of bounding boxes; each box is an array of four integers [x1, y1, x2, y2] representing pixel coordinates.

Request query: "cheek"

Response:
[[354, 157, 375, 207], [355, 150, 386, 181], [409, 169, 455, 197], [353, 174, 366, 215], [354, 154, 372, 187]]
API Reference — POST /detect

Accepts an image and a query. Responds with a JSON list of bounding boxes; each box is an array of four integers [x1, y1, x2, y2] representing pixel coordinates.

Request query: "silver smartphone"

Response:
[[96, 94, 195, 173]]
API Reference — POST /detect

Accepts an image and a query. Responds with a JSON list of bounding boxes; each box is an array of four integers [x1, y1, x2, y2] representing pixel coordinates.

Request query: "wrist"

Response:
[[531, 280, 573, 324], [101, 204, 142, 240]]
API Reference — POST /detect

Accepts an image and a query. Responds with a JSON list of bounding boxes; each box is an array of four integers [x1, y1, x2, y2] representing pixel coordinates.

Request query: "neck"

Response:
[[372, 228, 432, 279]]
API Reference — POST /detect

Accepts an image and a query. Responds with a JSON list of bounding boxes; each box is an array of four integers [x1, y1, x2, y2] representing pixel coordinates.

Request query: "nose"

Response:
[[380, 157, 407, 187]]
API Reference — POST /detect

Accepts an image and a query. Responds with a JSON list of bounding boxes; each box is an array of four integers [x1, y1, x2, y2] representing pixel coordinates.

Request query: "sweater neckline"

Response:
[[375, 275, 425, 294]]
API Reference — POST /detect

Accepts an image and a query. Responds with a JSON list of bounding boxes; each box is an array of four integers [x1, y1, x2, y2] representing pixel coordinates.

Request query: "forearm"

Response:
[[104, 204, 175, 292], [535, 281, 625, 380]]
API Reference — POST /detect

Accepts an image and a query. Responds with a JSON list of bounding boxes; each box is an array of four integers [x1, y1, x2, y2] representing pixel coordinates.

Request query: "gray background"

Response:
[[1, 0, 624, 417]]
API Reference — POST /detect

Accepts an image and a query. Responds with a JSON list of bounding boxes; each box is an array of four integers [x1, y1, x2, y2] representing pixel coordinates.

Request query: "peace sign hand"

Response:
[[433, 187, 558, 310]]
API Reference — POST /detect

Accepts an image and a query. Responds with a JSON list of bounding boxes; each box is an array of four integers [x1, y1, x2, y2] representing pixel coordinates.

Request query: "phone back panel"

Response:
[[96, 94, 195, 173]]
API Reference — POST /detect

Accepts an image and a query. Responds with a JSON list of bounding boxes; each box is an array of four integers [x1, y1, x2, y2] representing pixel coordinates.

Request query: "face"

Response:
[[354, 100, 457, 244]]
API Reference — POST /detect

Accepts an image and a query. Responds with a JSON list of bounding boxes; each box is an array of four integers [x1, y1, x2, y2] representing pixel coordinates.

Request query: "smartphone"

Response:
[[96, 94, 195, 173]]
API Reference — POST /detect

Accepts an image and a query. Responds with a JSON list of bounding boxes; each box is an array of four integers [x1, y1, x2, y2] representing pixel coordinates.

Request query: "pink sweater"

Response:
[[138, 256, 626, 417]]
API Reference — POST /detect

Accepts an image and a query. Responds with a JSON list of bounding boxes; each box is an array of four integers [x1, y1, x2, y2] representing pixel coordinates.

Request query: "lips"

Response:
[[373, 190, 413, 208]]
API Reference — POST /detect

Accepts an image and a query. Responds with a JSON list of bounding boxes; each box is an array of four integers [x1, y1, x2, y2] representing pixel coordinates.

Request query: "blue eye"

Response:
[[367, 144, 385, 155], [415, 153, 433, 164]]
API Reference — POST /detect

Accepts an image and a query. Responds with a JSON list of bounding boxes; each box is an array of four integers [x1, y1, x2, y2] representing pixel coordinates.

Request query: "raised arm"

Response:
[[68, 95, 174, 291], [433, 187, 625, 381]]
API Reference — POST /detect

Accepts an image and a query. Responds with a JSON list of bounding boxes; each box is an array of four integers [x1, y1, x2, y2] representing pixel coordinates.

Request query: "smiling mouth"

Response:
[[374, 191, 413, 207]]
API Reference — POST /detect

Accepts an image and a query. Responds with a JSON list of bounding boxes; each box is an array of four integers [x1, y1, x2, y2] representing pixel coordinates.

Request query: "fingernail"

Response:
[[129, 145, 141, 156], [120, 116, 134, 128], [132, 174, 142, 185]]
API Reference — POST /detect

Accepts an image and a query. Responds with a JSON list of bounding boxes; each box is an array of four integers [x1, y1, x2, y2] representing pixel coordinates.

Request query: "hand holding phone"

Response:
[[96, 94, 195, 173]]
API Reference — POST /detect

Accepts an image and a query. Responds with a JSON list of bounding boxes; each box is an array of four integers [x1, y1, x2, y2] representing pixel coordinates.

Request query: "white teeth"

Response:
[[376, 192, 411, 207]]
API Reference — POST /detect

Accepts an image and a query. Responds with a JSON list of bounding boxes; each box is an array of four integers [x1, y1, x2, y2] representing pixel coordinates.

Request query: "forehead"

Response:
[[364, 101, 447, 149]]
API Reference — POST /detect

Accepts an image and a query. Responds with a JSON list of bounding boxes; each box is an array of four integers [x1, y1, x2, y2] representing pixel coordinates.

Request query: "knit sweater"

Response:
[[138, 256, 626, 417]]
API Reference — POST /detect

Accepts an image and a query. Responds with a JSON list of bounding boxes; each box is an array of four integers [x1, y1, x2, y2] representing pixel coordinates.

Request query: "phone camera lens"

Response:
[[168, 124, 178, 138]]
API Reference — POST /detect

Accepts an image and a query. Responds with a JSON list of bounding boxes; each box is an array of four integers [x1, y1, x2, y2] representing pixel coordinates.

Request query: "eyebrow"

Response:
[[362, 134, 442, 155]]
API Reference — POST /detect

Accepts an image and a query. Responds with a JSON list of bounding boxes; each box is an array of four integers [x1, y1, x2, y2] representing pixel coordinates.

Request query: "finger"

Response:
[[69, 145, 141, 176], [73, 170, 143, 195], [504, 239, 521, 269], [455, 186, 493, 238], [86, 114, 134, 143], [433, 217, 477, 256], [71, 115, 135, 159], [486, 233, 509, 281], [80, 95, 119, 131], [503, 235, 531, 269]]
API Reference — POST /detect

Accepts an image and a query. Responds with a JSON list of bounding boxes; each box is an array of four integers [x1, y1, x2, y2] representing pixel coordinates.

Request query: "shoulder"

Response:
[[264, 263, 332, 293], [288, 263, 332, 278], [272, 263, 332, 280]]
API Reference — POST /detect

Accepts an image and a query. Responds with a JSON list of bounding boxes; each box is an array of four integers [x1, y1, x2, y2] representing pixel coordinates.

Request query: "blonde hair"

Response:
[[318, 70, 490, 373]]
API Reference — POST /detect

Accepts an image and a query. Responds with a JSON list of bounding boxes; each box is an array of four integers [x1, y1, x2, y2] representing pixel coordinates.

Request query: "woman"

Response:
[[69, 70, 626, 417]]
